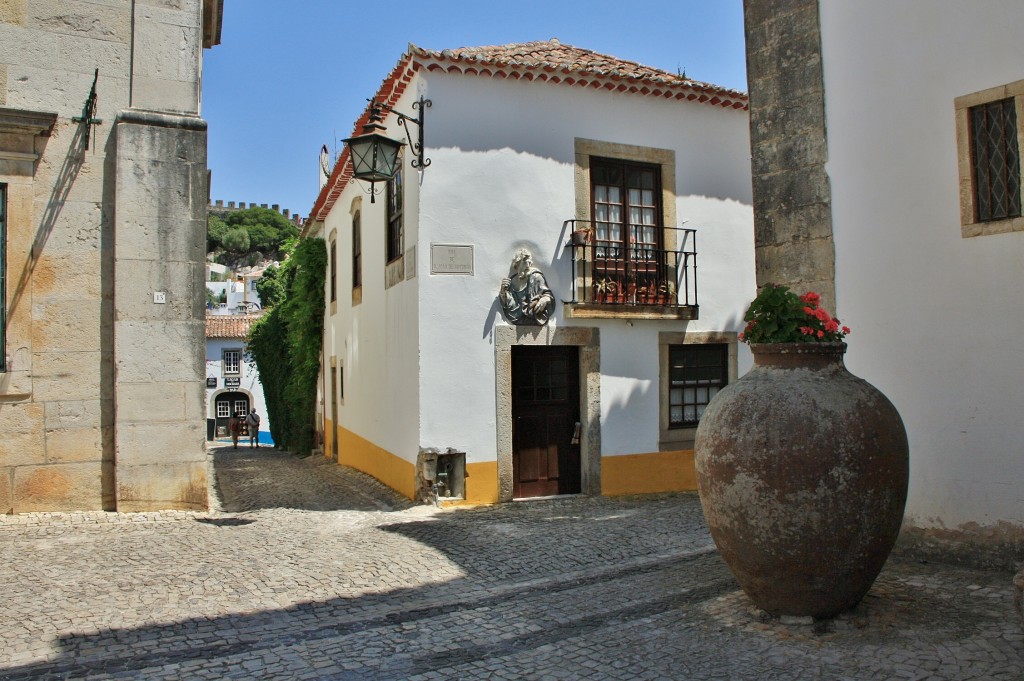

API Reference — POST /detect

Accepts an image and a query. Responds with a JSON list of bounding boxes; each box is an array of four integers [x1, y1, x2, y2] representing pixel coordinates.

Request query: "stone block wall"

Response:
[[0, 0, 216, 512], [743, 0, 836, 310]]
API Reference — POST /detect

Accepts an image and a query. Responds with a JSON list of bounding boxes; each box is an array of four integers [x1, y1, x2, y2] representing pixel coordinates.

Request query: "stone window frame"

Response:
[[349, 197, 363, 306], [222, 348, 241, 376], [955, 79, 1024, 238], [567, 138, 684, 320], [658, 331, 738, 451]]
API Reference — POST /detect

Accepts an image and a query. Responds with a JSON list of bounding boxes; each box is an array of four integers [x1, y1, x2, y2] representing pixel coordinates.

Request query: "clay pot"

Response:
[[694, 342, 909, 618]]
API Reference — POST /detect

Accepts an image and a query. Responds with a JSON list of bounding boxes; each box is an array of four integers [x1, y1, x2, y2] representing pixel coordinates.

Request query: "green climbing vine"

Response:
[[248, 237, 326, 454]]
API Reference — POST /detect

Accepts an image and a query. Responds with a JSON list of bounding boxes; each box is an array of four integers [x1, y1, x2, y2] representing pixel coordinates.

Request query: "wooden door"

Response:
[[512, 346, 581, 498]]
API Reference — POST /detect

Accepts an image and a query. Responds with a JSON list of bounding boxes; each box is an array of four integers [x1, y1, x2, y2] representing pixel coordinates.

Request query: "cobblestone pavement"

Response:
[[1, 444, 1022, 680]]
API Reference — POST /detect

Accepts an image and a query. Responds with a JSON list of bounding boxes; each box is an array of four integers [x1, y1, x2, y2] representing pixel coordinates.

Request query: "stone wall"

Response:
[[113, 110, 208, 511], [743, 0, 836, 310], [0, 0, 218, 512]]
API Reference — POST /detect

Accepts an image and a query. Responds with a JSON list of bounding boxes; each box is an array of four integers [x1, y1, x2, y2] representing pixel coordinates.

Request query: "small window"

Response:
[[955, 81, 1024, 237], [386, 165, 403, 263], [969, 97, 1021, 223], [668, 344, 728, 428], [329, 239, 337, 303], [352, 210, 362, 288], [223, 349, 241, 375], [234, 399, 247, 417], [217, 401, 231, 418]]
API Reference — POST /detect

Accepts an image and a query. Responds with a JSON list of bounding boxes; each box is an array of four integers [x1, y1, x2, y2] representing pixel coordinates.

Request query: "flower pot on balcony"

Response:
[[694, 342, 909, 618], [570, 230, 592, 245]]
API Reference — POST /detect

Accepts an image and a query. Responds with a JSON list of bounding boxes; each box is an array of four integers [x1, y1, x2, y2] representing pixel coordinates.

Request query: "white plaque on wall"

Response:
[[430, 244, 474, 275]]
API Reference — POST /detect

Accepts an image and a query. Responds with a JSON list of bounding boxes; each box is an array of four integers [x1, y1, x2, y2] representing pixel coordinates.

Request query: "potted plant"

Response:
[[570, 228, 592, 246], [657, 280, 676, 305], [694, 284, 908, 618], [593, 278, 617, 304]]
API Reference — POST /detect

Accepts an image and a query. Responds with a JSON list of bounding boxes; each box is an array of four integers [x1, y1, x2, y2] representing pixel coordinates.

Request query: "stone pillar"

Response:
[[113, 110, 208, 511], [743, 0, 836, 311]]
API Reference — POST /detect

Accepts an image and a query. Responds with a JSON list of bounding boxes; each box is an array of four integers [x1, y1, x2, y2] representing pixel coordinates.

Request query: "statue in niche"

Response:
[[499, 248, 555, 326]]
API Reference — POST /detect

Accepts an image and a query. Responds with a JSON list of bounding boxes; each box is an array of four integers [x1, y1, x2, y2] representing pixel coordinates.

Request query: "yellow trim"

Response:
[[338, 426, 416, 499], [438, 461, 499, 507], [601, 450, 696, 496]]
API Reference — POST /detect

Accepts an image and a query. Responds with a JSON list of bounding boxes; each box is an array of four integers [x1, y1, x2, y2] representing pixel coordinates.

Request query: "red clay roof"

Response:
[[307, 39, 747, 225], [413, 39, 744, 100], [206, 314, 261, 339]]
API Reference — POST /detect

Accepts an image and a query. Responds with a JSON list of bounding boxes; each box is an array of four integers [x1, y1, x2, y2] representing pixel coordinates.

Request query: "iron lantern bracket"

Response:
[[372, 97, 432, 170]]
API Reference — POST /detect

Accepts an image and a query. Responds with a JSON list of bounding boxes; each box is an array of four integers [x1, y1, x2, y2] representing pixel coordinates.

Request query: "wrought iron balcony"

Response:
[[562, 220, 698, 319]]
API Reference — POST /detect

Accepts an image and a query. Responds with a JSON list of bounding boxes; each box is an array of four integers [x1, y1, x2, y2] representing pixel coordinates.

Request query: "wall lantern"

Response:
[[342, 97, 431, 202]]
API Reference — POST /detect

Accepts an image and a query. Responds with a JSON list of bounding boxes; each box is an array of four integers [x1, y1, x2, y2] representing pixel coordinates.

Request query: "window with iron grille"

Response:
[[590, 158, 664, 295], [969, 97, 1021, 223], [386, 165, 403, 263], [223, 349, 241, 375], [329, 239, 337, 303], [352, 210, 362, 288], [668, 344, 727, 428], [0, 183, 5, 372]]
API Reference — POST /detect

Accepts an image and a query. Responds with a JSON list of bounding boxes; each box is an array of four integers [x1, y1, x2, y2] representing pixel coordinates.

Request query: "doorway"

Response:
[[511, 345, 581, 498], [215, 391, 250, 437]]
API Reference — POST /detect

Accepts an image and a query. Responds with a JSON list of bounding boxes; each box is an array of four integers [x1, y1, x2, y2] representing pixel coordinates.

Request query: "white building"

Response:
[[205, 315, 272, 445], [743, 0, 1024, 562], [306, 40, 754, 504], [206, 267, 268, 316]]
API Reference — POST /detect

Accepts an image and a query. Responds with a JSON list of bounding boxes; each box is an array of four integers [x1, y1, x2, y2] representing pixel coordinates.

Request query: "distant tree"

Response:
[[207, 206, 299, 259], [207, 215, 230, 252], [255, 263, 285, 309], [222, 227, 251, 253]]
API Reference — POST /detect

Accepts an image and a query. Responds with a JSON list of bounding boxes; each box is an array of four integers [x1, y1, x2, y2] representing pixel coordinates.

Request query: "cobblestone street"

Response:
[[1, 445, 1022, 680]]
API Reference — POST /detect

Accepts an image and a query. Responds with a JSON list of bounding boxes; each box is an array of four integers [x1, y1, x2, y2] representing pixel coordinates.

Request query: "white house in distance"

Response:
[[306, 40, 754, 504], [206, 265, 269, 315], [205, 315, 272, 445], [742, 0, 1024, 564]]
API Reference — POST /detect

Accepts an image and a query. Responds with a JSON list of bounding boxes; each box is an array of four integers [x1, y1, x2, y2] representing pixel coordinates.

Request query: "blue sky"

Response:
[[203, 0, 747, 221]]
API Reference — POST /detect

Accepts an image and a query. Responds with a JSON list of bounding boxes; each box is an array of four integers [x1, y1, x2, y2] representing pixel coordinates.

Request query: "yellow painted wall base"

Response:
[[601, 449, 697, 496], [337, 427, 416, 500], [440, 461, 499, 506]]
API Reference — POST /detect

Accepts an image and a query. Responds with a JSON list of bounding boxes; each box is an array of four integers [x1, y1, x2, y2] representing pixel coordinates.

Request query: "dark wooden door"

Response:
[[512, 346, 581, 498]]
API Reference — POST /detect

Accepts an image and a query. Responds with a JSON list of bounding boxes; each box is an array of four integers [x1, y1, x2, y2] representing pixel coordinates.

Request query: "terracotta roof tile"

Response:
[[425, 39, 709, 88], [205, 314, 261, 339]]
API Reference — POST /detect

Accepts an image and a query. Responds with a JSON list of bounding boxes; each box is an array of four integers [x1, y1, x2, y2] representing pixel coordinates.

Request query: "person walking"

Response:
[[228, 412, 241, 449], [245, 409, 261, 448]]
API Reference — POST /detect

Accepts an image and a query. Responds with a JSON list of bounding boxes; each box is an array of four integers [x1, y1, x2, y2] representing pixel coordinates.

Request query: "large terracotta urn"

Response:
[[694, 342, 908, 618]]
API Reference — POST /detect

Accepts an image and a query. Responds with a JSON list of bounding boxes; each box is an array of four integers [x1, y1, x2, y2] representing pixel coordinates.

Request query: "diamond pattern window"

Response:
[[969, 97, 1021, 223]]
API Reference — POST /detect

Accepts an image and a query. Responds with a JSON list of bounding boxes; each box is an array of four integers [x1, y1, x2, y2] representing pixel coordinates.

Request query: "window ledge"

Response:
[[564, 303, 698, 321], [961, 215, 1024, 238]]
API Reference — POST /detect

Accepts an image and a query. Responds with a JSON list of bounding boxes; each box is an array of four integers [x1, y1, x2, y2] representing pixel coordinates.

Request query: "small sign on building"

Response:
[[430, 243, 474, 275], [224, 377, 240, 388], [206, 377, 217, 388]]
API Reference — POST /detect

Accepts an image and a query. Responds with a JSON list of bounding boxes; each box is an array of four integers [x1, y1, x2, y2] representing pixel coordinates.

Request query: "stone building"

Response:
[[306, 40, 754, 504], [743, 0, 1024, 565], [0, 0, 224, 512]]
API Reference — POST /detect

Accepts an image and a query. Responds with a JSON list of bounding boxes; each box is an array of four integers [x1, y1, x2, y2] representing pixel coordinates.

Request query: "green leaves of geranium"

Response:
[[739, 284, 850, 344]]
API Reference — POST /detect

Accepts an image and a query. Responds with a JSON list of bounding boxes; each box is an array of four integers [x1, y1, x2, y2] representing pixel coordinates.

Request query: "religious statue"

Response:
[[499, 248, 555, 326]]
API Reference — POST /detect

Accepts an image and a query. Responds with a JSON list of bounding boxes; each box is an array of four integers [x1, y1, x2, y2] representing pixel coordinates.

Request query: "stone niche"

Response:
[[417, 448, 466, 503]]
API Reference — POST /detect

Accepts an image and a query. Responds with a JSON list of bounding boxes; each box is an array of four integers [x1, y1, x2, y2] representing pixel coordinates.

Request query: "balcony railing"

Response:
[[563, 220, 698, 315]]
